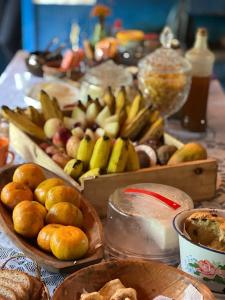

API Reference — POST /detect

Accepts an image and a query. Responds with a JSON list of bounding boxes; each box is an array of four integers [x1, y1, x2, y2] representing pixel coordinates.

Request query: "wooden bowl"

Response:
[[0, 165, 103, 273], [52, 259, 215, 300]]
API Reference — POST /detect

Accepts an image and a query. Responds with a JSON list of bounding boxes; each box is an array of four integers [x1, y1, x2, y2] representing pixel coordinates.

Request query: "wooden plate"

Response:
[[0, 165, 103, 273], [52, 259, 215, 300]]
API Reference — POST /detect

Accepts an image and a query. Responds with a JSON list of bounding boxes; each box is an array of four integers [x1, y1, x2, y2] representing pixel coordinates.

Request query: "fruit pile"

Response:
[[1, 87, 208, 183], [64, 135, 140, 183], [0, 163, 89, 261]]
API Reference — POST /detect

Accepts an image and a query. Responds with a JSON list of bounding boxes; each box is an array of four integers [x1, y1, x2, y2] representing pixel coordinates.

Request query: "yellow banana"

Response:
[[79, 168, 102, 184], [126, 141, 140, 171], [125, 104, 131, 116], [139, 117, 164, 143], [76, 135, 95, 169], [89, 135, 111, 170], [64, 159, 83, 179], [107, 138, 129, 173], [1, 106, 46, 140], [121, 106, 151, 140], [26, 106, 45, 127], [39, 90, 63, 120], [115, 86, 127, 115], [52, 97, 63, 120], [149, 110, 161, 124], [103, 86, 115, 114], [126, 91, 143, 124]]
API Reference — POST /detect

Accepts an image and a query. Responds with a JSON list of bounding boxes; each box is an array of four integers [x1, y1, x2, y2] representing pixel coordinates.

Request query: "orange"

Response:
[[37, 224, 64, 252], [50, 226, 89, 260], [12, 200, 44, 238], [34, 178, 66, 205], [32, 201, 47, 219], [0, 182, 33, 209], [45, 185, 81, 210], [46, 202, 83, 227], [13, 163, 46, 190]]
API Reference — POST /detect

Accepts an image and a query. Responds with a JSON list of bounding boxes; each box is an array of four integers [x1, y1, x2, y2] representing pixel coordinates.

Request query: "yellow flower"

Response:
[[91, 4, 111, 17]]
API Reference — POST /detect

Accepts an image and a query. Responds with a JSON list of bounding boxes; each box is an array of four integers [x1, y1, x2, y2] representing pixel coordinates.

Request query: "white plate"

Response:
[[25, 80, 80, 109]]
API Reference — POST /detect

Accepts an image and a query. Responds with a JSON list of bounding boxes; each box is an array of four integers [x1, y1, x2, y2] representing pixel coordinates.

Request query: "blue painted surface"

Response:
[[21, 0, 225, 51], [22, 0, 177, 50]]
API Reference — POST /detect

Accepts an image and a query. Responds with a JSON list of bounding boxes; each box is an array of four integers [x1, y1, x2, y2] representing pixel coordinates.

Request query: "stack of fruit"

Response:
[[64, 135, 140, 183], [1, 87, 208, 183], [0, 163, 89, 261]]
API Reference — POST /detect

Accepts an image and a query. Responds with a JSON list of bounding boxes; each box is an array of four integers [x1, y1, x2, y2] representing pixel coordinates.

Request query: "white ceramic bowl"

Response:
[[173, 208, 225, 294]]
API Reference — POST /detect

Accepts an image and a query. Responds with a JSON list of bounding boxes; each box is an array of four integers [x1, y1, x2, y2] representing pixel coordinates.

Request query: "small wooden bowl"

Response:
[[0, 165, 103, 273], [52, 259, 215, 300]]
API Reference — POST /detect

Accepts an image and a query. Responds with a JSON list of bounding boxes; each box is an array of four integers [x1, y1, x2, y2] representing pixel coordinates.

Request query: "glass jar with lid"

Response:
[[138, 27, 192, 117]]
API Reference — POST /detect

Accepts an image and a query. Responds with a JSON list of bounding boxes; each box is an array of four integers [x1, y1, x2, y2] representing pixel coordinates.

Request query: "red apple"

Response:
[[52, 127, 72, 147]]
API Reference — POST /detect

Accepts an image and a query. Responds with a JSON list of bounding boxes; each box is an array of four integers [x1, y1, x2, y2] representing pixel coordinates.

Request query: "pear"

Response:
[[96, 106, 111, 128]]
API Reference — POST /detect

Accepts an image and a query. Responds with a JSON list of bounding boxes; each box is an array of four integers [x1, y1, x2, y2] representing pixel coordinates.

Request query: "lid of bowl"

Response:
[[138, 27, 191, 74], [105, 183, 193, 263], [111, 183, 193, 220]]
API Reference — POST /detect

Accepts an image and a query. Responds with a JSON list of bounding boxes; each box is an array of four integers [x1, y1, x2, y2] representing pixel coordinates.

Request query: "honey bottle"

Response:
[[181, 28, 215, 132]]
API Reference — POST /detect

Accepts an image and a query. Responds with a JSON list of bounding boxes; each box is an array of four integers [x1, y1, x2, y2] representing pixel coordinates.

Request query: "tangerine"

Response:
[[13, 163, 46, 190], [0, 182, 33, 209], [50, 226, 88, 260]]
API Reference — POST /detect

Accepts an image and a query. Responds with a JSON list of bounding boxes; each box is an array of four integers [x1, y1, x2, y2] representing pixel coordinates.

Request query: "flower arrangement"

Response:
[[90, 4, 111, 46], [91, 4, 111, 18]]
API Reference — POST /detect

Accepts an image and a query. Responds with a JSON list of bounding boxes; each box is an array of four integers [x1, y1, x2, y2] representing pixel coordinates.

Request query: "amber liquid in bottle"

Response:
[[181, 28, 214, 132], [182, 76, 210, 132]]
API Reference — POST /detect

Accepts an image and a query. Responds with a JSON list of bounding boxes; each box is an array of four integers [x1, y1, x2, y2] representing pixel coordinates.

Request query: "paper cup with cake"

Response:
[[173, 208, 225, 294]]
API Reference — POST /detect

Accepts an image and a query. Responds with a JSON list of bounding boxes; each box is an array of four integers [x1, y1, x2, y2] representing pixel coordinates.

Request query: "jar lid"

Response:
[[139, 27, 191, 74], [105, 183, 193, 264]]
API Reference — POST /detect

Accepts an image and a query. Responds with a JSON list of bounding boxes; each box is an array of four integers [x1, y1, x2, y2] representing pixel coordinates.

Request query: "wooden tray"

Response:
[[52, 259, 215, 300], [9, 123, 218, 217], [0, 165, 103, 273]]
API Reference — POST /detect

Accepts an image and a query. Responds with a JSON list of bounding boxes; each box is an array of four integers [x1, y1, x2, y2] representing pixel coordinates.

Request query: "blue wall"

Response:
[[21, 0, 177, 51], [21, 0, 225, 51]]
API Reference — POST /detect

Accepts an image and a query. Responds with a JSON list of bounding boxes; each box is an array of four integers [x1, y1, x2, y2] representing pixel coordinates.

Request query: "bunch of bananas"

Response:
[[64, 134, 140, 184], [1, 90, 63, 140], [63, 86, 164, 143]]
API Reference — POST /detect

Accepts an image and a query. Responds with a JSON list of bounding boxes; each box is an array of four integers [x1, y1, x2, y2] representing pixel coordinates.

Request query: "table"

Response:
[[0, 51, 225, 296]]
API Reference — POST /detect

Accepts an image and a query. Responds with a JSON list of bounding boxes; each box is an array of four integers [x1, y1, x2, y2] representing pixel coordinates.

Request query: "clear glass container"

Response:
[[79, 60, 132, 102], [105, 183, 193, 265], [138, 27, 192, 117]]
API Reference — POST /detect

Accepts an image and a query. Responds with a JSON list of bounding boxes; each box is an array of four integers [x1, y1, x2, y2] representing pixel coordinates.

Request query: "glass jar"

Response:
[[138, 27, 192, 117], [79, 60, 133, 102]]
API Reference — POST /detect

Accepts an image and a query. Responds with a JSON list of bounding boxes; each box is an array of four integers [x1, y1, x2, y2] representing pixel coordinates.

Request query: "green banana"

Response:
[[76, 135, 95, 169], [89, 135, 111, 170], [79, 168, 102, 184], [139, 117, 164, 143], [103, 86, 115, 114], [121, 106, 151, 140], [107, 137, 129, 173], [64, 159, 83, 179], [126, 141, 140, 171]]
